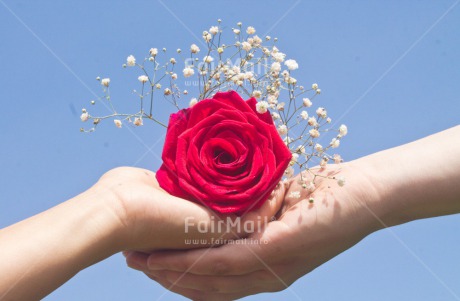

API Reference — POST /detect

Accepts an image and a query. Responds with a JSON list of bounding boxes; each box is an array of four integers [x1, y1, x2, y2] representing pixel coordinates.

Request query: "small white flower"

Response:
[[302, 98, 312, 107], [271, 62, 281, 73], [333, 154, 342, 164], [189, 98, 198, 107], [138, 75, 149, 83], [288, 77, 297, 85], [80, 112, 89, 122], [316, 107, 327, 118], [252, 35, 262, 45], [315, 143, 323, 152], [285, 59, 299, 70], [126, 55, 136, 67], [278, 124, 288, 135], [256, 101, 269, 114], [306, 182, 316, 192], [300, 110, 308, 120], [308, 117, 317, 126], [339, 124, 348, 136], [337, 176, 346, 187], [114, 119, 122, 128], [244, 71, 254, 79], [183, 67, 195, 77], [241, 41, 252, 51], [309, 129, 320, 138], [246, 26, 256, 35], [331, 138, 340, 148], [203, 56, 214, 63], [101, 78, 110, 87], [233, 28, 241, 35], [134, 117, 143, 126], [312, 83, 318, 90], [268, 95, 278, 105], [252, 90, 262, 98], [164, 88, 172, 95], [190, 44, 200, 54], [217, 47, 224, 54], [276, 102, 285, 111], [296, 145, 306, 154], [320, 158, 328, 168], [288, 191, 301, 199], [326, 117, 332, 123], [203, 33, 212, 42], [209, 26, 219, 35], [171, 73, 178, 80], [272, 52, 286, 62], [271, 112, 280, 120], [170, 58, 176, 64], [149, 48, 158, 57]]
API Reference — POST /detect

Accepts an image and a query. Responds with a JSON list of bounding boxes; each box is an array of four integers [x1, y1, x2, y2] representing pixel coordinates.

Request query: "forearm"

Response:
[[358, 125, 460, 227], [0, 188, 123, 300]]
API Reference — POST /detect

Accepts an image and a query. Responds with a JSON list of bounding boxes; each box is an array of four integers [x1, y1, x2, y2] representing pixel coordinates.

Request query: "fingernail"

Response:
[[122, 251, 131, 258]]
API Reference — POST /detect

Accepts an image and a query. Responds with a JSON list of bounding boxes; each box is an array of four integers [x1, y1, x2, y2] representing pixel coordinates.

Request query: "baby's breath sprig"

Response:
[[81, 20, 348, 189]]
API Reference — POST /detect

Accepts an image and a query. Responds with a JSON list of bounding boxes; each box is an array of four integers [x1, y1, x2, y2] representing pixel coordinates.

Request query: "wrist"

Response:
[[77, 186, 129, 257], [340, 160, 389, 233]]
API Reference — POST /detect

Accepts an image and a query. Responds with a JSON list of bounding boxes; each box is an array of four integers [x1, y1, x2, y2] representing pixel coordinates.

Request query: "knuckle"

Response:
[[102, 166, 133, 178]]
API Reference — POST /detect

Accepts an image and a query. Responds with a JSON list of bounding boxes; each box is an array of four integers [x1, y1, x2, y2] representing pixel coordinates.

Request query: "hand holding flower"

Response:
[[125, 126, 460, 300]]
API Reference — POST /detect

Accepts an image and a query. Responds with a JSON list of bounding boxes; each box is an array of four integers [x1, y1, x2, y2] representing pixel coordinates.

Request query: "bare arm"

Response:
[[362, 125, 460, 226], [0, 167, 284, 300]]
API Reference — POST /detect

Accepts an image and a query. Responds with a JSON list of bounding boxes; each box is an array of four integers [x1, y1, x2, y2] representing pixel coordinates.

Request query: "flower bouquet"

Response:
[[80, 20, 347, 215]]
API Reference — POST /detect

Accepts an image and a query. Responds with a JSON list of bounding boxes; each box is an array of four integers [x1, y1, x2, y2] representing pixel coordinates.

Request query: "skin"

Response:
[[0, 167, 285, 300], [126, 126, 460, 301]]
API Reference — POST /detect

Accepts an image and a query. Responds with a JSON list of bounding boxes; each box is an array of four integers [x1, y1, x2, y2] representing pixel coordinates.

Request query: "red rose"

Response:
[[156, 91, 292, 214]]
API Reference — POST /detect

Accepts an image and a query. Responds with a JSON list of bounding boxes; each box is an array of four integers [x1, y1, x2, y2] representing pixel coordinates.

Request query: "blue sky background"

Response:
[[1, 1, 459, 300]]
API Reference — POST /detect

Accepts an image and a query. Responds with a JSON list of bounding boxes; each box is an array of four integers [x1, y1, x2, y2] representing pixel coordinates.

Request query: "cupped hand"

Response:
[[93, 166, 286, 252], [124, 162, 384, 300]]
